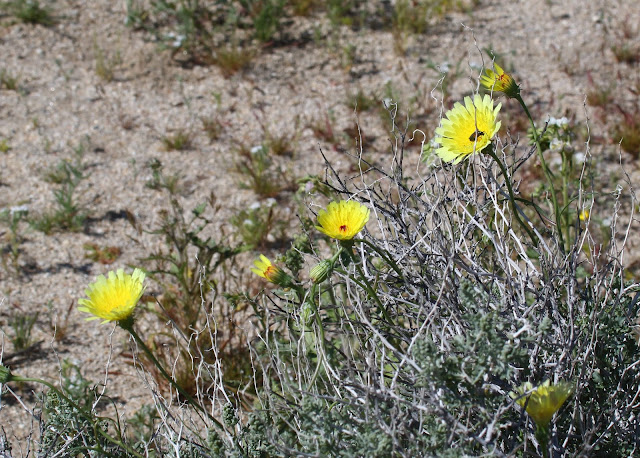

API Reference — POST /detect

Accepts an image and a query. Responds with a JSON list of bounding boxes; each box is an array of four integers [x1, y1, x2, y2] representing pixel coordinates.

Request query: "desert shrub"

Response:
[[228, 71, 640, 456]]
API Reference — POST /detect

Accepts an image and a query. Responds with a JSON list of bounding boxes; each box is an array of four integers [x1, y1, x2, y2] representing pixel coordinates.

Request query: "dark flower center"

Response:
[[469, 130, 485, 142]]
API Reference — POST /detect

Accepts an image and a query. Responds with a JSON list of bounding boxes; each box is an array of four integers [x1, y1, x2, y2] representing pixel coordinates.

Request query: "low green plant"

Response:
[[309, 110, 339, 147], [201, 115, 224, 142], [5, 0, 54, 25], [45, 299, 74, 342], [126, 404, 160, 445], [136, 159, 246, 399], [240, 0, 286, 42], [612, 43, 640, 64], [230, 200, 285, 250], [31, 146, 89, 234], [162, 129, 194, 151], [213, 44, 255, 77], [35, 361, 142, 456], [326, 0, 359, 28], [392, 0, 429, 54], [586, 81, 614, 108], [0, 204, 27, 276], [124, 0, 149, 29], [7, 310, 39, 351], [289, 0, 319, 16], [612, 105, 640, 157], [0, 138, 10, 153], [233, 144, 294, 197], [147, 0, 216, 65], [262, 121, 298, 157], [84, 243, 122, 264], [94, 41, 122, 82], [0, 69, 19, 90], [345, 87, 378, 112]]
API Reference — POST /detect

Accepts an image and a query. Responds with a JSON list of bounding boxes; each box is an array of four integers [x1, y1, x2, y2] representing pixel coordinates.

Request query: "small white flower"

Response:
[[243, 219, 254, 227], [10, 205, 29, 215], [548, 116, 569, 128], [250, 145, 263, 154], [172, 35, 185, 48], [573, 152, 585, 163], [440, 62, 450, 73], [265, 198, 277, 207], [249, 201, 261, 210], [549, 138, 564, 151]]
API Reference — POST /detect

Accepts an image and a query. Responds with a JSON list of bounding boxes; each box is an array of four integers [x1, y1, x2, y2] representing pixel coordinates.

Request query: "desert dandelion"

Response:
[[511, 380, 573, 427], [315, 200, 370, 241], [78, 268, 146, 324], [434, 94, 501, 164], [481, 62, 520, 98], [252, 254, 292, 287]]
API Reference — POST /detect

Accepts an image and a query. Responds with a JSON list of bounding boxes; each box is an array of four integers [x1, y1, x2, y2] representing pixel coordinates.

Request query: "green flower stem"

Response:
[[561, 148, 571, 252], [120, 322, 224, 431], [535, 425, 550, 458], [351, 238, 404, 279], [343, 244, 395, 327], [484, 148, 538, 246], [307, 293, 328, 388], [9, 375, 144, 458], [516, 94, 565, 252]]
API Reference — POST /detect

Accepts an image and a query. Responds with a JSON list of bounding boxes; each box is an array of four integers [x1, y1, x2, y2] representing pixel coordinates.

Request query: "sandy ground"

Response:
[[0, 0, 639, 452]]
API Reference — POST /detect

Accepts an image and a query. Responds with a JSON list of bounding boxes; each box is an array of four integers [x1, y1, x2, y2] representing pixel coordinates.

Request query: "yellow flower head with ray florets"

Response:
[[316, 200, 370, 241], [251, 254, 291, 287], [78, 268, 146, 324], [510, 380, 573, 427], [481, 63, 520, 99], [434, 94, 501, 164]]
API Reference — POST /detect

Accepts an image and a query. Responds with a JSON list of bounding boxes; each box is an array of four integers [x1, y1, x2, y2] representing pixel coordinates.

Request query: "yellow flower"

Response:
[[78, 268, 146, 324], [252, 255, 291, 286], [579, 209, 590, 221], [481, 63, 520, 98], [510, 380, 573, 427], [316, 200, 370, 241], [434, 94, 501, 164]]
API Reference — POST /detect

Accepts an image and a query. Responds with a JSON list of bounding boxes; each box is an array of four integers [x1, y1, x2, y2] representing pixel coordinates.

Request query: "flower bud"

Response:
[[0, 365, 14, 384], [481, 63, 520, 99], [310, 260, 332, 284], [251, 255, 293, 287]]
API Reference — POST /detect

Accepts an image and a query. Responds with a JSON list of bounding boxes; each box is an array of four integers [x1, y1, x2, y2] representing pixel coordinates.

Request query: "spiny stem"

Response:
[[121, 323, 224, 431], [485, 147, 538, 246], [561, 148, 572, 253], [352, 238, 404, 279], [343, 244, 396, 327], [516, 94, 565, 252]]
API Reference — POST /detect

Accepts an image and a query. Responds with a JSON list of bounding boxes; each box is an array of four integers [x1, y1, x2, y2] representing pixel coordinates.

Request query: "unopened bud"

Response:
[[481, 63, 520, 99], [251, 255, 293, 287], [0, 365, 14, 384], [310, 260, 332, 284]]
